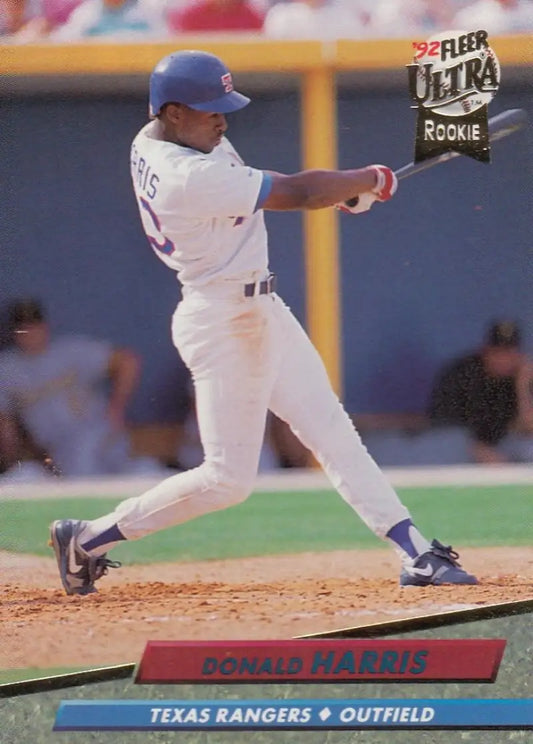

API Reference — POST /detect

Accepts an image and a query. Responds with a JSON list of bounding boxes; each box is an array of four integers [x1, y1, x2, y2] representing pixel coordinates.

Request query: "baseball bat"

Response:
[[395, 108, 528, 180]]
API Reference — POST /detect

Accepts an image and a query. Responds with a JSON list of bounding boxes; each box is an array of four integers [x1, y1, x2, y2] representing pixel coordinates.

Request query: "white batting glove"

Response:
[[336, 192, 378, 215], [369, 164, 398, 201], [336, 164, 398, 215]]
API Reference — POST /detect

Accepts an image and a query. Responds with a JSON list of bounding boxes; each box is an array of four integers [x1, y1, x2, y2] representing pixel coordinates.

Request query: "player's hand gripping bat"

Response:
[[341, 108, 527, 212]]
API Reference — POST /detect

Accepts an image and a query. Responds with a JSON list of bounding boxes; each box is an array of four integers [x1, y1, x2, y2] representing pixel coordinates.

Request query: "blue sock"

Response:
[[81, 524, 126, 553], [386, 518, 430, 559]]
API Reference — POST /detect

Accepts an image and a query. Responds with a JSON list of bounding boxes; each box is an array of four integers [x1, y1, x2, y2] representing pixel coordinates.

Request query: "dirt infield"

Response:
[[2, 547, 532, 671]]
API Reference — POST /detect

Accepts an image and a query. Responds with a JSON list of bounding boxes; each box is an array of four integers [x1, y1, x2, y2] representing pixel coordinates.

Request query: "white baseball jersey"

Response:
[[130, 119, 272, 286]]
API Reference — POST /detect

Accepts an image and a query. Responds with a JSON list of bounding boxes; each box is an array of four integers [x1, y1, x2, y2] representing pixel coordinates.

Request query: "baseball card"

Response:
[[1, 6, 532, 742]]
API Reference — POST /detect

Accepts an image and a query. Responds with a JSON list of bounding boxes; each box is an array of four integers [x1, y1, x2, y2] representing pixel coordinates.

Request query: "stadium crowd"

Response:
[[1, 0, 531, 43]]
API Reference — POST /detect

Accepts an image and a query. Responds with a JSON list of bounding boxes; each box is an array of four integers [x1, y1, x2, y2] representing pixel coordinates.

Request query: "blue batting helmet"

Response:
[[149, 50, 250, 117]]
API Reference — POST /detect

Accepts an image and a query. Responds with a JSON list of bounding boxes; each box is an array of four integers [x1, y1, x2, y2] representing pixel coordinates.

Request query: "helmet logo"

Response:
[[221, 72, 234, 93]]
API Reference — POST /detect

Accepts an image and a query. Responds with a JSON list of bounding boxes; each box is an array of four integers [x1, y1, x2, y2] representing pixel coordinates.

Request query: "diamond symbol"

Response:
[[319, 707, 332, 721]]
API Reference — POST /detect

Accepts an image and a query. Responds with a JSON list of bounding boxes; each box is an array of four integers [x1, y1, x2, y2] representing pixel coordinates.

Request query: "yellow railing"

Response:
[[2, 35, 530, 395], [4, 35, 530, 76]]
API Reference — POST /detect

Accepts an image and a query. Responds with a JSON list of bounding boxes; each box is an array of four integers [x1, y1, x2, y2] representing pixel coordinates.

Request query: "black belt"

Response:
[[244, 273, 277, 297]]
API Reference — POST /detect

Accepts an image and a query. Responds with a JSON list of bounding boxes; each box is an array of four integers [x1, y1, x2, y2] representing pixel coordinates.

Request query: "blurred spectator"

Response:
[[0, 0, 38, 39], [264, 0, 369, 40], [167, 0, 265, 33], [0, 299, 166, 480], [167, 380, 276, 472], [263, 0, 367, 39], [364, 0, 458, 39], [168, 378, 310, 472], [429, 320, 533, 464], [269, 412, 312, 468], [0, 0, 82, 42], [452, 0, 533, 34], [50, 0, 165, 41], [42, 0, 84, 27]]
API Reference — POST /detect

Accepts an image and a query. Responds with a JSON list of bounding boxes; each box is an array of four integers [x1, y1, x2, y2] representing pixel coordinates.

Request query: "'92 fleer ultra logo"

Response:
[[407, 30, 500, 163]]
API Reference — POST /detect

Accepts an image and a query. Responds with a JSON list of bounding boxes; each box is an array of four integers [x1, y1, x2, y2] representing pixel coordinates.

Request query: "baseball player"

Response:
[[50, 50, 477, 595], [0, 298, 163, 478]]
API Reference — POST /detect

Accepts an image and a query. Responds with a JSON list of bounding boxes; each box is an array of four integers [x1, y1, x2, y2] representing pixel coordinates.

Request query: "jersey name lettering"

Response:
[[131, 144, 159, 198]]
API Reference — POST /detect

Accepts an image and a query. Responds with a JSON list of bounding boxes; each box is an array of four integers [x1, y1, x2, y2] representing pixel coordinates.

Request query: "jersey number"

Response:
[[139, 198, 175, 256]]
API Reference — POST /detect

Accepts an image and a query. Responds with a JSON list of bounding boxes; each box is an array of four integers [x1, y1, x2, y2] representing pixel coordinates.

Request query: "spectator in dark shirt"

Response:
[[429, 320, 533, 464]]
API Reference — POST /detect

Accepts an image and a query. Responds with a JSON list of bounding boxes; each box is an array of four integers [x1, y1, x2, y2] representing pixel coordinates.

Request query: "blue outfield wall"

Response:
[[1, 85, 531, 422], [338, 86, 533, 413]]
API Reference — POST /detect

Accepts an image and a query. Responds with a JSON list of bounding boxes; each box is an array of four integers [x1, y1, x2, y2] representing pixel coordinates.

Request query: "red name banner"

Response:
[[135, 639, 505, 684]]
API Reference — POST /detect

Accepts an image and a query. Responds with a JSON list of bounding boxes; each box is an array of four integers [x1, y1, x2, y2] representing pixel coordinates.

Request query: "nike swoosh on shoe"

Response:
[[403, 563, 434, 577]]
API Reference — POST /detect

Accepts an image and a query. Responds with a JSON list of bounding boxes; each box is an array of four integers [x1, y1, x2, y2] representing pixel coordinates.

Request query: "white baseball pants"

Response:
[[112, 280, 410, 540]]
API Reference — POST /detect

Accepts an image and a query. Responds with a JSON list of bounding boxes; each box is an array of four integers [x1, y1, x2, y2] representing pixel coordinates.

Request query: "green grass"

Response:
[[0, 667, 90, 685], [0, 484, 531, 564]]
